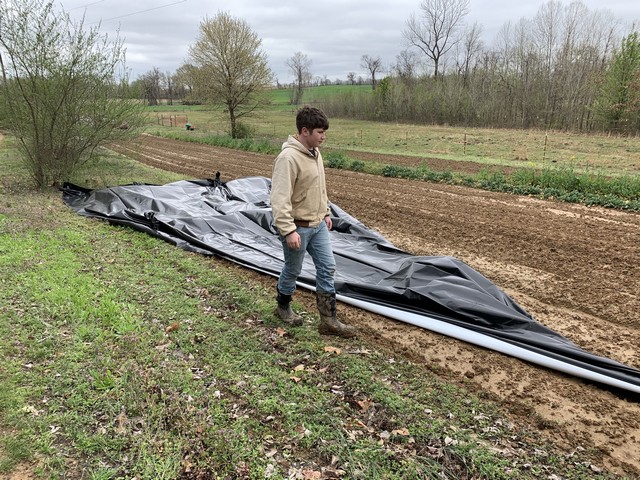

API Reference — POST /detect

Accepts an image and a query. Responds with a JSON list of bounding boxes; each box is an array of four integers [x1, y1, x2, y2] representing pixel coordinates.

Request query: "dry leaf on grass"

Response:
[[324, 346, 342, 355], [303, 470, 322, 479], [165, 322, 180, 333], [355, 399, 373, 411]]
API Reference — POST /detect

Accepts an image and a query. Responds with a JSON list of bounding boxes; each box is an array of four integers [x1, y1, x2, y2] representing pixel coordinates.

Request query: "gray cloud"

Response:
[[62, 0, 639, 82]]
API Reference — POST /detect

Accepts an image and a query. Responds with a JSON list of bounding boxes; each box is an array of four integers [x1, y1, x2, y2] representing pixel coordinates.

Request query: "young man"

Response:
[[270, 106, 357, 338]]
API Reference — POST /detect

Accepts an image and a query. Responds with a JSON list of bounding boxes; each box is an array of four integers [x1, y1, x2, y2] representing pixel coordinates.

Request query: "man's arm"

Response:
[[271, 154, 297, 237]]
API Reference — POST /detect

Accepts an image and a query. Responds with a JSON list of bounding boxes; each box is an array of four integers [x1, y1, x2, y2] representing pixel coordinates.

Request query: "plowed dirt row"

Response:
[[111, 135, 640, 477]]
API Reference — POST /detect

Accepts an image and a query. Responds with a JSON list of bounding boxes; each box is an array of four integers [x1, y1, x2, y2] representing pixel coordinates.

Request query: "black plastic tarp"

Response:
[[61, 176, 640, 394]]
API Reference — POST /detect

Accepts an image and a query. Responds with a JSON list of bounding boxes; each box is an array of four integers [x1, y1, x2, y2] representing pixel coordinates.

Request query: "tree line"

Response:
[[322, 0, 640, 134]]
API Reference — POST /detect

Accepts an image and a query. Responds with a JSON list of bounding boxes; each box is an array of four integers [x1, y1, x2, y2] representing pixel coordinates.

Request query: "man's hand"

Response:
[[324, 215, 332, 230], [286, 231, 301, 250]]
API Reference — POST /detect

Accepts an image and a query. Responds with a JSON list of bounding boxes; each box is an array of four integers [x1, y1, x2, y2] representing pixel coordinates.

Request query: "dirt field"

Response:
[[110, 135, 640, 477]]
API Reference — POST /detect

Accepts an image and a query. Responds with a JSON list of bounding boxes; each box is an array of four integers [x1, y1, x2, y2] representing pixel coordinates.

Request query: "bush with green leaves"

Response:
[[351, 160, 365, 171], [325, 152, 349, 169], [233, 122, 256, 140], [0, 0, 145, 188]]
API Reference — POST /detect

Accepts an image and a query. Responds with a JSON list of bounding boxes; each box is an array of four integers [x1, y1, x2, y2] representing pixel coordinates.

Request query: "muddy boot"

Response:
[[275, 288, 303, 326], [316, 291, 357, 338]]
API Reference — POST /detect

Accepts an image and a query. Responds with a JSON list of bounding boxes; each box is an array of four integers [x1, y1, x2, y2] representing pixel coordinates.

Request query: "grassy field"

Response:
[[146, 86, 640, 177], [145, 95, 640, 211], [0, 131, 625, 478]]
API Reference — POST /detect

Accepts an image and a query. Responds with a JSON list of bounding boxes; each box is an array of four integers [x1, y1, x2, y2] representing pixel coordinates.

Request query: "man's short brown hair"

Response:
[[296, 105, 329, 133]]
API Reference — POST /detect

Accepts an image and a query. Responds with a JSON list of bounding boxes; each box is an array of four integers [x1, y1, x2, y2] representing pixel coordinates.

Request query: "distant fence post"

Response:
[[155, 114, 188, 128]]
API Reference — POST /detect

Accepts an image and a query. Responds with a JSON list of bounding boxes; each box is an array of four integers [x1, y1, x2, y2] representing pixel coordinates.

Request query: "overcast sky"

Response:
[[61, 0, 639, 83]]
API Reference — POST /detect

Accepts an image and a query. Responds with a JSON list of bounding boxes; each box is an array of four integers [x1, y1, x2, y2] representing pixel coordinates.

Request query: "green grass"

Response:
[[139, 86, 640, 211], [0, 138, 630, 478], [142, 123, 640, 210], [146, 86, 640, 177], [266, 84, 372, 110]]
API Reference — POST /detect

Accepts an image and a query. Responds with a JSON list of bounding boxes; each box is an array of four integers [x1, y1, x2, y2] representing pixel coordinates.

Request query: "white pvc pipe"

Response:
[[333, 293, 640, 395]]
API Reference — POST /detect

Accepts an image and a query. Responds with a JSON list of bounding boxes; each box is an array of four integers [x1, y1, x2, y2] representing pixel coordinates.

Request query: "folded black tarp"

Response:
[[62, 176, 640, 394]]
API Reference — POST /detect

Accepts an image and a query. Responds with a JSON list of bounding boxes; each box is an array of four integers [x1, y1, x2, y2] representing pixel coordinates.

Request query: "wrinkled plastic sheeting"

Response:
[[62, 176, 640, 393]]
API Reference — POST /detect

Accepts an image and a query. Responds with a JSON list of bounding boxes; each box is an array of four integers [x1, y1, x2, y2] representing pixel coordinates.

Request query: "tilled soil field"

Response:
[[111, 135, 640, 477]]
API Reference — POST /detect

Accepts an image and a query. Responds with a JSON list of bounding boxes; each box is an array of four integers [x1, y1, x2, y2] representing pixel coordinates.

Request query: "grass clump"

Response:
[[325, 151, 350, 169], [151, 128, 279, 156]]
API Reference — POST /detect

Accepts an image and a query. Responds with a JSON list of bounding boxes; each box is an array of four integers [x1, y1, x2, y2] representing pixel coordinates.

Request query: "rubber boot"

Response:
[[316, 291, 357, 338], [275, 288, 303, 326]]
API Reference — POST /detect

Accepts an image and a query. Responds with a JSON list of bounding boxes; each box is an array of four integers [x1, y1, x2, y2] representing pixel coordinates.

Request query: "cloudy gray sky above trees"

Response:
[[62, 0, 639, 83]]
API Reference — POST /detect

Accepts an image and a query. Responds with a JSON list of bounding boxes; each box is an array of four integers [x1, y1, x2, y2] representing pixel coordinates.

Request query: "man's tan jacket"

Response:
[[271, 135, 331, 237]]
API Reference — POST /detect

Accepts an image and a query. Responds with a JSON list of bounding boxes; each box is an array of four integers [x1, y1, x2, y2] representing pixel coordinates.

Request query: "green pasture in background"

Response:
[[145, 85, 640, 178]]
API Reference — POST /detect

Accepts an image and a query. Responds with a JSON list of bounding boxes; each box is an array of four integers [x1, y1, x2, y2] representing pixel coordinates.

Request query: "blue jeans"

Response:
[[278, 221, 336, 295]]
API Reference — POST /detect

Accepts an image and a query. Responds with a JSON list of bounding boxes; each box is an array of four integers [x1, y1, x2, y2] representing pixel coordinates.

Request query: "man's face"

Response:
[[302, 127, 326, 149]]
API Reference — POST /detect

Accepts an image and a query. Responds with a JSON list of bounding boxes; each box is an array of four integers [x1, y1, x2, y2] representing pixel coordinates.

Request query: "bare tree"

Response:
[[174, 63, 197, 101], [456, 22, 483, 82], [532, 0, 563, 125], [361, 54, 383, 89], [138, 68, 163, 106], [404, 0, 470, 78], [393, 49, 421, 83], [286, 51, 312, 105], [347, 72, 356, 85], [188, 12, 272, 138], [164, 71, 174, 105]]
